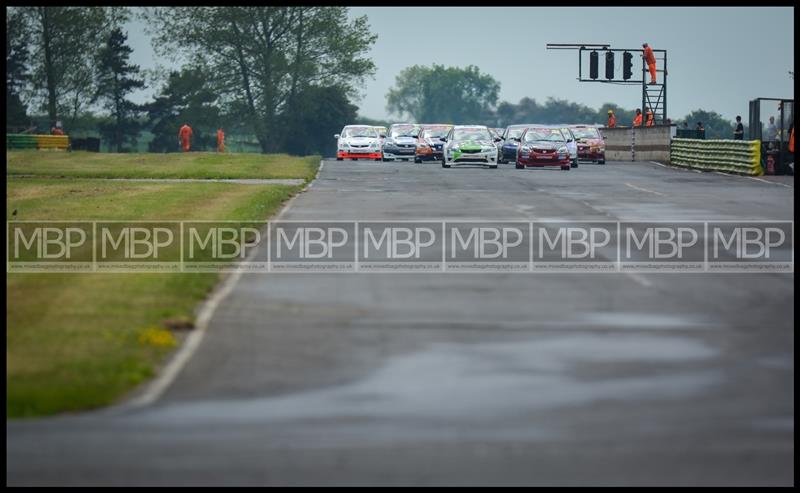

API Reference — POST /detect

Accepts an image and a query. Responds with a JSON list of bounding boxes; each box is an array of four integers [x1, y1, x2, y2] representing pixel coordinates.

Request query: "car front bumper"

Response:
[[518, 150, 570, 167], [445, 150, 498, 165], [337, 150, 382, 159], [577, 147, 606, 160], [382, 145, 417, 160]]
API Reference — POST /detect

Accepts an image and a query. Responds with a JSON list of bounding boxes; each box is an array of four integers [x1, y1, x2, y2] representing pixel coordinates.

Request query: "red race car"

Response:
[[570, 125, 606, 164], [515, 127, 571, 170]]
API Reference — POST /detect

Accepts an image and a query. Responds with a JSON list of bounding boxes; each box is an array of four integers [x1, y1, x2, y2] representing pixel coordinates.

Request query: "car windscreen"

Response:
[[343, 127, 378, 138], [422, 127, 450, 138], [523, 128, 565, 143], [390, 125, 418, 138], [506, 127, 525, 140], [570, 127, 601, 139], [453, 128, 491, 141]]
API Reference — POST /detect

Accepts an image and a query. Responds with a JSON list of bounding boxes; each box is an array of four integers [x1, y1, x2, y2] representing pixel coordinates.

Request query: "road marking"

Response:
[[307, 160, 325, 188], [625, 271, 653, 287], [122, 162, 322, 409], [714, 170, 793, 188], [625, 182, 665, 196], [748, 176, 793, 188], [650, 161, 702, 173]]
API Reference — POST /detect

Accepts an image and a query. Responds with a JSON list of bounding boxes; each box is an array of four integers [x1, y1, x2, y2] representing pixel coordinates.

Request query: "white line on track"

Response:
[[714, 170, 793, 188], [649, 161, 702, 173], [624, 271, 653, 288], [748, 176, 792, 188], [122, 160, 324, 409], [624, 182, 666, 196]]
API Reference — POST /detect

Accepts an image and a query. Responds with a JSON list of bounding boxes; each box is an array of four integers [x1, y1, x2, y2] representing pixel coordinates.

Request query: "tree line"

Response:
[[386, 64, 744, 140], [6, 6, 376, 155], [6, 8, 745, 155]]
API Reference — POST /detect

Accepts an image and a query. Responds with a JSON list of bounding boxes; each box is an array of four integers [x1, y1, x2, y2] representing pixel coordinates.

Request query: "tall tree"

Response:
[[146, 67, 220, 152], [386, 64, 500, 123], [6, 8, 30, 126], [144, 7, 377, 153], [281, 85, 358, 156], [682, 110, 734, 140], [15, 7, 123, 127], [94, 27, 145, 152]]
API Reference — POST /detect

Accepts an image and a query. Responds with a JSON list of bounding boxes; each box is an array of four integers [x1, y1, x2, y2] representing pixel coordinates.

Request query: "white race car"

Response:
[[335, 125, 382, 161], [441, 125, 500, 168], [382, 123, 419, 162]]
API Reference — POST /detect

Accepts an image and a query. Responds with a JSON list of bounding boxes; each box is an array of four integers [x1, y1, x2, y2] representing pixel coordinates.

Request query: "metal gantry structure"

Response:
[[546, 43, 668, 124]]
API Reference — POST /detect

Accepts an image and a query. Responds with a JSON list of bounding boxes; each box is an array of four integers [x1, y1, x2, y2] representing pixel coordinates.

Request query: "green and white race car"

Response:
[[441, 125, 501, 169]]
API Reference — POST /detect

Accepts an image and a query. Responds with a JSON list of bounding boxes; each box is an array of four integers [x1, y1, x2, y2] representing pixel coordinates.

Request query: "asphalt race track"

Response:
[[6, 160, 794, 486]]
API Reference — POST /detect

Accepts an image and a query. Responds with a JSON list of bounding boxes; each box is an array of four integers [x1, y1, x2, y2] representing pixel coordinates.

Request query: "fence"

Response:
[[669, 138, 762, 175]]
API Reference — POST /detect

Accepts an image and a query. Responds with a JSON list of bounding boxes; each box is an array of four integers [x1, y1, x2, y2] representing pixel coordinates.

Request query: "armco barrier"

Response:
[[6, 134, 70, 151], [669, 138, 762, 176]]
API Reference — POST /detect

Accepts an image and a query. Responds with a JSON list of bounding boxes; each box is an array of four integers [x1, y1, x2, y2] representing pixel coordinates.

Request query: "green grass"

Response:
[[7, 151, 320, 181], [6, 171, 310, 418]]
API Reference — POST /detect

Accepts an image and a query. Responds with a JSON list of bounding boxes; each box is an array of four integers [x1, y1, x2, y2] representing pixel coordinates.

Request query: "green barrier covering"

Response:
[[6, 134, 39, 149], [6, 134, 70, 150], [669, 138, 762, 176]]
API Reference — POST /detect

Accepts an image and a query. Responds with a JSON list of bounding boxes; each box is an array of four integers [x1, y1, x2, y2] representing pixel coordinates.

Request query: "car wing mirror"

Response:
[[439, 137, 447, 142], [494, 137, 502, 142], [334, 134, 340, 139], [380, 134, 386, 138]]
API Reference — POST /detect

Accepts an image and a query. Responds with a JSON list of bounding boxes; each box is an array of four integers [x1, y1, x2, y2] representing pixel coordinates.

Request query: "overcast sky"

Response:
[[125, 6, 794, 123]]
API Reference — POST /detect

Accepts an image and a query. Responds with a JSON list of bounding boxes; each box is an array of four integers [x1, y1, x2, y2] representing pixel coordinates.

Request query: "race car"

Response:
[[334, 125, 382, 161], [441, 125, 501, 168], [570, 125, 606, 164], [373, 126, 388, 148], [415, 124, 452, 163], [382, 123, 420, 162], [498, 124, 535, 164], [515, 126, 571, 170], [555, 126, 579, 168]]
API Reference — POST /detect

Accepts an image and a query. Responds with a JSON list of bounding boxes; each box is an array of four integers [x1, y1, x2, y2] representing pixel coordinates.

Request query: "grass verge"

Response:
[[6, 169, 311, 418], [7, 151, 320, 181]]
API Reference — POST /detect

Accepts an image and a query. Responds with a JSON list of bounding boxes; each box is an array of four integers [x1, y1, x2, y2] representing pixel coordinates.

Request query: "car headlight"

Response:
[[558, 146, 568, 154]]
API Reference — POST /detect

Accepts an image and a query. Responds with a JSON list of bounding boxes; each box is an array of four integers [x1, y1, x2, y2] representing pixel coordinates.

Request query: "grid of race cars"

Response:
[[334, 123, 606, 170]]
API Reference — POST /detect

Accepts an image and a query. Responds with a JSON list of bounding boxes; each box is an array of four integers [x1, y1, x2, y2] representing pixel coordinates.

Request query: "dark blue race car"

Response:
[[498, 124, 536, 164]]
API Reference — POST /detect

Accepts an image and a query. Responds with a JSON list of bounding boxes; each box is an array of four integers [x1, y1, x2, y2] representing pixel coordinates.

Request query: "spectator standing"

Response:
[[607, 110, 616, 128], [734, 116, 744, 140], [696, 122, 705, 139], [632, 109, 643, 127], [217, 128, 225, 153], [178, 123, 193, 152], [765, 116, 778, 142]]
